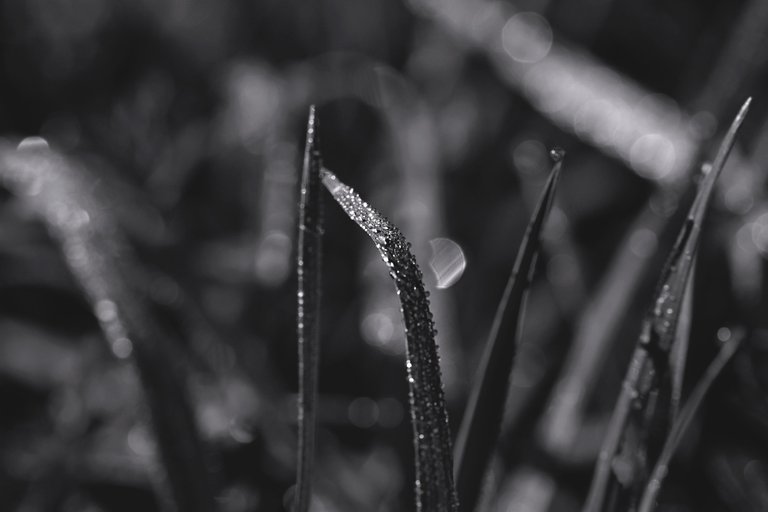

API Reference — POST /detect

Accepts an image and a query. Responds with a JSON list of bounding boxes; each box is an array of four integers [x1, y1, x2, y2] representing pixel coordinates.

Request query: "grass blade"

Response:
[[321, 169, 458, 512], [669, 259, 694, 419], [638, 329, 744, 512], [540, 197, 671, 460], [454, 158, 562, 512], [583, 98, 751, 512], [322, 170, 458, 512], [295, 107, 323, 512], [0, 141, 215, 512]]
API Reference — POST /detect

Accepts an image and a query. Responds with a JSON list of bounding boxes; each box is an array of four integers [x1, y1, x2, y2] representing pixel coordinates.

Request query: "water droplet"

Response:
[[428, 237, 467, 289], [549, 147, 565, 162]]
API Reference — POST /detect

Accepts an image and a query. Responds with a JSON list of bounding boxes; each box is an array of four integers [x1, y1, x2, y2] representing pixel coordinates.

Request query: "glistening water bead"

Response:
[[549, 147, 565, 162]]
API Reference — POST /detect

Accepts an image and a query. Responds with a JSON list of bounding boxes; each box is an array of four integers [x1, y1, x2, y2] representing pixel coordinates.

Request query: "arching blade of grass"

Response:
[[321, 169, 458, 512], [638, 329, 744, 512], [583, 97, 751, 512], [0, 141, 215, 512], [454, 158, 562, 512], [295, 106, 323, 512]]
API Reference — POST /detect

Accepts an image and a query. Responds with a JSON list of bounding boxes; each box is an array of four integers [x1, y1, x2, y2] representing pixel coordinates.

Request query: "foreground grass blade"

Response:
[[454, 159, 562, 512], [583, 98, 751, 512], [0, 141, 215, 512], [638, 329, 744, 512], [295, 107, 323, 512], [321, 169, 458, 512]]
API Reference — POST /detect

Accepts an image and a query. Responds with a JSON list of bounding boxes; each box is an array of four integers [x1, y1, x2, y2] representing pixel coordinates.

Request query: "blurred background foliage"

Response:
[[1, 0, 768, 511]]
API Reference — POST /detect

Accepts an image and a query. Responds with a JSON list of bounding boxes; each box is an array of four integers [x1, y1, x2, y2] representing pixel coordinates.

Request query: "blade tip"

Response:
[[307, 105, 319, 144], [737, 97, 752, 121]]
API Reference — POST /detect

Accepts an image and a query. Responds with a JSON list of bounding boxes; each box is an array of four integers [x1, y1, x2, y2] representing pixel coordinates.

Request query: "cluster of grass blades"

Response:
[[294, 98, 750, 512], [583, 97, 751, 512], [0, 141, 215, 512], [0, 98, 750, 512], [293, 106, 562, 512]]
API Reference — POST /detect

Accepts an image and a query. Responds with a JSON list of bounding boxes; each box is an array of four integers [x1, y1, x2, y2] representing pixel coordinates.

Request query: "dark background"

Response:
[[1, 0, 768, 510]]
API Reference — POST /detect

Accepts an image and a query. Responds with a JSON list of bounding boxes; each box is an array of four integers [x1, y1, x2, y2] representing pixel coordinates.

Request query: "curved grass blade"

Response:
[[321, 169, 458, 512], [295, 106, 323, 512], [583, 97, 751, 512], [638, 329, 744, 512], [0, 141, 215, 512], [454, 158, 562, 512]]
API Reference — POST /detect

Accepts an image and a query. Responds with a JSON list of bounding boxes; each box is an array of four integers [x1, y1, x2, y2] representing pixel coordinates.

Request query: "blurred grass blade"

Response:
[[583, 98, 751, 512], [637, 329, 743, 512], [669, 259, 694, 419], [540, 196, 671, 461], [295, 106, 323, 512], [454, 159, 562, 512], [0, 141, 215, 512], [321, 169, 458, 512]]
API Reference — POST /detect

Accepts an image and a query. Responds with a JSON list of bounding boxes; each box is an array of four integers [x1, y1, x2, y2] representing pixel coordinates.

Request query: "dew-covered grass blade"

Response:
[[583, 98, 751, 512], [638, 329, 744, 512], [295, 106, 323, 512], [321, 169, 458, 512], [0, 142, 216, 512]]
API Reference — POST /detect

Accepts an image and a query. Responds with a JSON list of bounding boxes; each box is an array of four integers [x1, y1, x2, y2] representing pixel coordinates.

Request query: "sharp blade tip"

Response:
[[736, 97, 752, 122]]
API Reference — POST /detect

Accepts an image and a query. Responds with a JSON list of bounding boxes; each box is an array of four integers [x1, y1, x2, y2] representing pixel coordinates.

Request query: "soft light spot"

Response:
[[95, 299, 117, 322], [690, 111, 717, 139], [229, 421, 254, 444], [112, 337, 133, 359], [378, 397, 404, 427], [717, 327, 732, 342], [751, 213, 768, 254], [428, 237, 467, 289], [543, 207, 567, 241], [574, 99, 612, 141], [361, 311, 403, 354], [724, 184, 754, 215], [501, 12, 553, 64], [630, 134, 676, 181], [512, 139, 547, 175], [127, 425, 154, 458], [523, 63, 573, 114], [629, 228, 658, 259], [254, 231, 291, 286], [348, 397, 379, 428], [736, 222, 755, 251]]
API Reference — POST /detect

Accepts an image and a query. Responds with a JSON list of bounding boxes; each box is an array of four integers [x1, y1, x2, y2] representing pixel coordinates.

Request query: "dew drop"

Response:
[[549, 147, 565, 162], [428, 237, 467, 289]]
